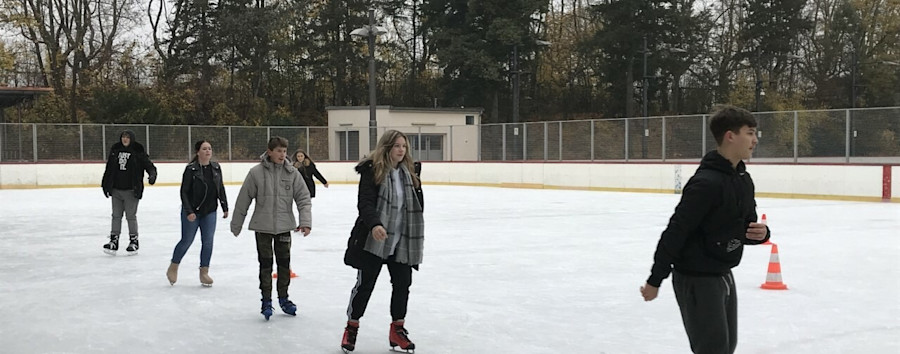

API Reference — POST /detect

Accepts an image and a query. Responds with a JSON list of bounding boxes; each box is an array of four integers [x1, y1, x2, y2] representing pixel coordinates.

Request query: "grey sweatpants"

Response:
[[110, 189, 140, 236], [673, 270, 738, 354]]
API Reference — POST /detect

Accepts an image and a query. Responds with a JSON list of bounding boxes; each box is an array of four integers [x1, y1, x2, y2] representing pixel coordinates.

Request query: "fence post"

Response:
[[187, 125, 192, 160], [228, 126, 233, 161], [624, 119, 630, 161], [32, 123, 38, 162], [845, 109, 851, 163], [558, 121, 563, 161], [145, 125, 150, 156], [701, 115, 707, 156], [662, 116, 667, 162], [80, 125, 84, 161], [449, 125, 453, 161], [502, 124, 507, 161], [477, 124, 481, 161], [522, 123, 527, 161], [267, 127, 271, 142], [590, 120, 595, 161], [305, 127, 310, 155], [0, 124, 3, 162], [543, 122, 548, 161], [102, 125, 106, 160], [793, 111, 799, 163]]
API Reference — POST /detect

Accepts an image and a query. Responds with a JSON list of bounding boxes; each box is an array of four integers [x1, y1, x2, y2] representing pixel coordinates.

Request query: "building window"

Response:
[[337, 130, 359, 161], [466, 115, 475, 125], [408, 134, 443, 161]]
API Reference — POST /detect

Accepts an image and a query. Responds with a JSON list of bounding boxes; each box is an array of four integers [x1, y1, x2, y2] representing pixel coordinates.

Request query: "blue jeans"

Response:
[[172, 210, 217, 267]]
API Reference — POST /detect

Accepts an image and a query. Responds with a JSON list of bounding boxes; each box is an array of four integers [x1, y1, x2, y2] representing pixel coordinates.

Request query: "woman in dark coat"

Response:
[[292, 149, 328, 198], [340, 130, 424, 353]]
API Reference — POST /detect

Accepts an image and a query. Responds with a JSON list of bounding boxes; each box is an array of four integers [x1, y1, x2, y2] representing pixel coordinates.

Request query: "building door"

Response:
[[337, 130, 359, 161], [409, 134, 443, 161]]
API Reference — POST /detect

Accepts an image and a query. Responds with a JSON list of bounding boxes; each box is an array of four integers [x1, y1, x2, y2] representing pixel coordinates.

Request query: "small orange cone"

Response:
[[760, 244, 788, 290], [760, 214, 773, 245], [272, 270, 299, 278]]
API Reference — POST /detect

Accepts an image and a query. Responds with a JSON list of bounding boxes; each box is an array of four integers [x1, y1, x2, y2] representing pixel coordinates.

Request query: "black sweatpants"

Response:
[[256, 232, 292, 299], [346, 254, 413, 321], [672, 270, 738, 354]]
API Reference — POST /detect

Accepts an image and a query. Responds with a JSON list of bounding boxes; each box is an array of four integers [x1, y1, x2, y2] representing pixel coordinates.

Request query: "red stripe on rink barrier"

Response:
[[884, 166, 892, 202]]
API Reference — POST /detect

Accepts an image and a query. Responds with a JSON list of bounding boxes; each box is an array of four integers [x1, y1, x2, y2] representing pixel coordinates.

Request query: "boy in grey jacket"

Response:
[[231, 136, 312, 320]]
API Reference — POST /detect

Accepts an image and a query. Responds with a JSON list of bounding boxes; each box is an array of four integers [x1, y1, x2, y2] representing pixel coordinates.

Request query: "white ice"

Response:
[[1, 184, 898, 354]]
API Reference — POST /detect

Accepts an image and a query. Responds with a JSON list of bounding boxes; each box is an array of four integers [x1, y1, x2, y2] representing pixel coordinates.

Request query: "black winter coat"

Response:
[[647, 150, 770, 287], [296, 162, 328, 198], [101, 134, 157, 199], [344, 160, 423, 269], [180, 161, 229, 215]]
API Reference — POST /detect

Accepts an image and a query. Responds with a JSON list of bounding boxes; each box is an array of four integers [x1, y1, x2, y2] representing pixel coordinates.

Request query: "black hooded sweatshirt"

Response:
[[101, 130, 158, 199], [647, 150, 770, 287]]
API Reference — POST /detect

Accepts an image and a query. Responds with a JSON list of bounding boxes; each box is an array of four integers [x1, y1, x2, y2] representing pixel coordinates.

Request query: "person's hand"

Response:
[[222, 211, 229, 219], [103, 189, 110, 198], [148, 175, 157, 185], [746, 222, 767, 241], [294, 226, 311, 236], [371, 225, 387, 241], [324, 183, 329, 188], [640, 283, 659, 301], [187, 213, 197, 222]]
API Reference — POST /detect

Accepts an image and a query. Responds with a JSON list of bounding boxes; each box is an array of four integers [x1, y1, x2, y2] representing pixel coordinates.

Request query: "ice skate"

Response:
[[261, 299, 273, 320], [124, 234, 139, 256], [102, 234, 119, 256], [389, 320, 415, 353], [341, 321, 359, 353]]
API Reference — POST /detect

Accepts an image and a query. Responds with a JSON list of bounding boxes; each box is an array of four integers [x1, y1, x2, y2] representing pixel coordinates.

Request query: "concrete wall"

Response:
[[1, 161, 895, 202]]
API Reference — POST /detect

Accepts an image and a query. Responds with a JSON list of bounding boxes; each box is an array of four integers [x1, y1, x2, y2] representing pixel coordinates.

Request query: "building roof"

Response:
[[325, 105, 484, 114], [0, 86, 53, 109]]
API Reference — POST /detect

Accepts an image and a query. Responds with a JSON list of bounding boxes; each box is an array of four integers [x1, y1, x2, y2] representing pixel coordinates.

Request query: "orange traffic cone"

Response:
[[760, 243, 788, 290], [272, 269, 299, 278], [760, 214, 773, 245]]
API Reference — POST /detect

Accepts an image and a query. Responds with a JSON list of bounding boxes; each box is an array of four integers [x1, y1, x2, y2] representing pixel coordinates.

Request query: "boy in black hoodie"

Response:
[[640, 105, 770, 354], [101, 130, 158, 255]]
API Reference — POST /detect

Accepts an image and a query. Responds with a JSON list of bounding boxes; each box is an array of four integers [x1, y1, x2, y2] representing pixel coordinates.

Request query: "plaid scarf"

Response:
[[363, 164, 424, 265]]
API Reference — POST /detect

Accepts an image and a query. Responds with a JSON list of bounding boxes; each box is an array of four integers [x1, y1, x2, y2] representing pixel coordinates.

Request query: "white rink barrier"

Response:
[[1, 161, 895, 202]]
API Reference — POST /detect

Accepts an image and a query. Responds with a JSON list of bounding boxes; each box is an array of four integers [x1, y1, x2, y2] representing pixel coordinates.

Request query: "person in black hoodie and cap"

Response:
[[640, 105, 770, 354], [101, 130, 158, 255]]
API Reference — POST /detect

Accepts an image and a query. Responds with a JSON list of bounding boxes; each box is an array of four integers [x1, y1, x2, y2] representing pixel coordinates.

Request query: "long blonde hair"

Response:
[[369, 130, 420, 188]]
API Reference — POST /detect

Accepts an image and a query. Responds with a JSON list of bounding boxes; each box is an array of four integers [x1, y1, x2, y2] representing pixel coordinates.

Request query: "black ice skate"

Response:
[[103, 234, 119, 255], [125, 234, 139, 256]]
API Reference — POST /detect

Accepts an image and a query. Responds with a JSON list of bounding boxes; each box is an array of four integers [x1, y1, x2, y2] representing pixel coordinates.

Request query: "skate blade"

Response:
[[201, 283, 212, 287], [341, 347, 353, 354], [389, 348, 414, 354], [125, 250, 139, 256], [103, 249, 117, 256]]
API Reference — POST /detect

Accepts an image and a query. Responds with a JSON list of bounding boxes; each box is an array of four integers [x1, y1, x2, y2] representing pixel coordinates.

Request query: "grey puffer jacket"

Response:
[[231, 153, 311, 235]]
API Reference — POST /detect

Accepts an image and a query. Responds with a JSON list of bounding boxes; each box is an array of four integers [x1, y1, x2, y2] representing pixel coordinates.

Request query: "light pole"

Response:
[[511, 40, 552, 124], [510, 39, 551, 160], [351, 9, 387, 152], [640, 36, 685, 158]]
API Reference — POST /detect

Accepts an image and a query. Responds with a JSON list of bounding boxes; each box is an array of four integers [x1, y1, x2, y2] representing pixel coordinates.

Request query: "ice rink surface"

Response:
[[1, 184, 898, 353]]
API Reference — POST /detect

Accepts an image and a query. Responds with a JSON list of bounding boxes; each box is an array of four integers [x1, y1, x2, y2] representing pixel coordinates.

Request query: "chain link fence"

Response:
[[479, 107, 899, 163], [1, 107, 898, 163], [0, 124, 331, 162]]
